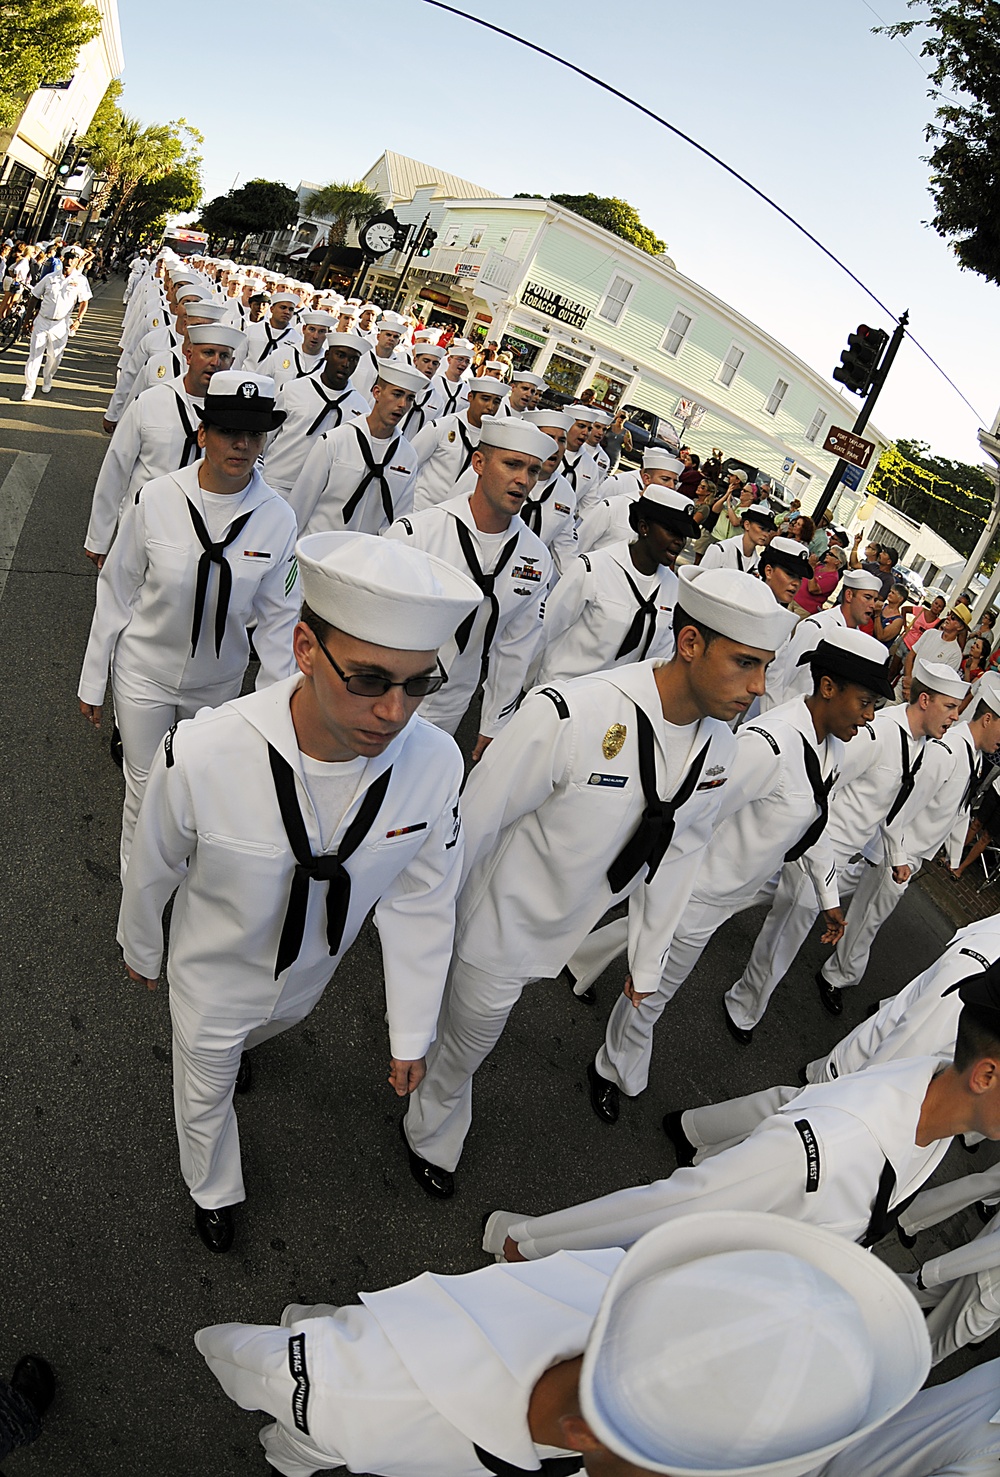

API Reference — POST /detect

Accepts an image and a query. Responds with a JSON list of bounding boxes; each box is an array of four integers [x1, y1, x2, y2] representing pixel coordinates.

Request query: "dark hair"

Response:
[[300, 601, 332, 641], [791, 514, 816, 542], [909, 678, 932, 702], [688, 452, 700, 469], [954, 1004, 1000, 1073], [810, 669, 852, 697], [671, 602, 719, 647], [973, 697, 998, 720]]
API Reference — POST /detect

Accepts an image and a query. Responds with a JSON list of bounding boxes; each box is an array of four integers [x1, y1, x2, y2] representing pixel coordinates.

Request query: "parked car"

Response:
[[619, 405, 681, 465], [893, 563, 925, 603]]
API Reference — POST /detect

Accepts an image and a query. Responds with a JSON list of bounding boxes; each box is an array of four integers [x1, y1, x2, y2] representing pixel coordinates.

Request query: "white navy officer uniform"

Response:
[[84, 324, 249, 558], [820, 665, 977, 997], [23, 256, 91, 398], [410, 377, 510, 513], [118, 533, 482, 1214], [80, 377, 299, 868], [287, 363, 423, 537], [197, 1212, 928, 1477], [402, 570, 778, 1178], [262, 334, 371, 495], [698, 501, 775, 573], [759, 568, 879, 713], [384, 418, 555, 738]]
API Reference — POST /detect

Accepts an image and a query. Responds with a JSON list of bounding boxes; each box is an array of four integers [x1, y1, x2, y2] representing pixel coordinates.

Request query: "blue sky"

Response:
[[116, 0, 998, 466]]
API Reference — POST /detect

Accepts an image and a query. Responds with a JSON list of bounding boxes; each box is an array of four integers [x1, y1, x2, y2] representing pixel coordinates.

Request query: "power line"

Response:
[[419, 0, 988, 427]]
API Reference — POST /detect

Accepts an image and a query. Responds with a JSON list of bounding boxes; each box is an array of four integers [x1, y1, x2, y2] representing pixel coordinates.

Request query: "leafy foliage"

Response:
[[878, 1, 1000, 283], [304, 182, 387, 245], [867, 437, 997, 565], [515, 191, 667, 255], [0, 0, 102, 128], [80, 85, 203, 246], [196, 179, 299, 251]]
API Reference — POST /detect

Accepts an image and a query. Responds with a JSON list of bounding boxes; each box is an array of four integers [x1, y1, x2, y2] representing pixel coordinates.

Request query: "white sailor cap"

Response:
[[742, 501, 777, 529], [467, 376, 510, 397], [174, 284, 207, 303], [346, 297, 363, 307], [184, 300, 229, 322], [509, 369, 547, 388], [187, 324, 248, 354], [524, 408, 574, 433], [477, 415, 557, 461], [299, 311, 337, 328], [297, 531, 483, 652], [677, 566, 796, 651], [842, 569, 882, 592], [798, 627, 895, 699], [974, 672, 1000, 716], [580, 1211, 929, 1477], [410, 342, 446, 360], [413, 329, 441, 343], [269, 292, 299, 308], [376, 311, 408, 333], [373, 361, 428, 393], [912, 658, 970, 700], [589, 408, 614, 426], [325, 332, 369, 353], [484, 359, 508, 375], [566, 404, 605, 424], [447, 339, 476, 358], [336, 306, 360, 320], [762, 535, 812, 569], [643, 449, 684, 474]]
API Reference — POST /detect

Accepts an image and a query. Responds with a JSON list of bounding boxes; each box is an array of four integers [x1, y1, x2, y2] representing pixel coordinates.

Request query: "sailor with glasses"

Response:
[[117, 531, 482, 1254]]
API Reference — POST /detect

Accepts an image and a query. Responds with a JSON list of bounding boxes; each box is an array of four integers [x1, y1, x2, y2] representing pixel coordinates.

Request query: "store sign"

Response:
[[475, 313, 493, 324], [422, 289, 452, 306], [521, 281, 590, 329], [0, 182, 27, 206], [454, 261, 481, 277]]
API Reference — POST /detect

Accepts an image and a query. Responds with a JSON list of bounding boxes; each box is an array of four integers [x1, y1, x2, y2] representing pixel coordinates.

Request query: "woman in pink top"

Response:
[[902, 594, 945, 649], [792, 547, 843, 615]]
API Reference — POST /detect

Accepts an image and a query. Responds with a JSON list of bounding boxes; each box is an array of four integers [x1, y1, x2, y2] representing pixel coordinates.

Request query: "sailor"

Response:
[[244, 292, 302, 368], [483, 999, 1000, 1262], [78, 372, 299, 873], [572, 630, 894, 1118], [401, 569, 782, 1196], [431, 337, 475, 418], [757, 534, 813, 608], [257, 311, 335, 389], [535, 487, 699, 685], [335, 304, 360, 334], [21, 245, 91, 400], [760, 568, 881, 712], [352, 311, 409, 402], [195, 1212, 928, 1477], [409, 376, 509, 512], [356, 302, 381, 341], [261, 333, 370, 496], [584, 408, 613, 484], [561, 406, 605, 517], [699, 501, 776, 572], [84, 323, 247, 566], [398, 342, 446, 439], [384, 416, 555, 750], [576, 452, 684, 556], [724, 655, 964, 1037], [288, 362, 424, 536], [817, 665, 991, 1004], [500, 368, 546, 418], [118, 532, 481, 1252], [125, 297, 232, 406]]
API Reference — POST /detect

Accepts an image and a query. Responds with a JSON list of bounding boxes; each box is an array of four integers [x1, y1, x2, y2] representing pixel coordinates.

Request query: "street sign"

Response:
[[822, 424, 876, 470], [675, 397, 706, 428], [781, 455, 795, 477], [840, 463, 864, 491]]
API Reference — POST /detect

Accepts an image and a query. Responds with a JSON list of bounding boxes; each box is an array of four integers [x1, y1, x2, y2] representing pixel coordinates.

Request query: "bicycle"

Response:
[[0, 293, 29, 352]]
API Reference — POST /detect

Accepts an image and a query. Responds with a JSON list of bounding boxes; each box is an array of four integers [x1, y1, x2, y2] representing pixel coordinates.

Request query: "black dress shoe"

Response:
[[815, 970, 843, 1017], [977, 1200, 995, 1223], [797, 1063, 810, 1086], [897, 1223, 917, 1250], [195, 1204, 235, 1254], [662, 1110, 696, 1168], [564, 966, 596, 1006], [234, 1052, 252, 1094], [398, 1117, 454, 1198], [586, 1061, 619, 1124], [10, 1355, 55, 1418], [722, 1000, 753, 1045]]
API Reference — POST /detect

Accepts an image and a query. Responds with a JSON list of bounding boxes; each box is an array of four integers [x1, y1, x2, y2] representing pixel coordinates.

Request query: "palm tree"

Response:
[[304, 181, 386, 286]]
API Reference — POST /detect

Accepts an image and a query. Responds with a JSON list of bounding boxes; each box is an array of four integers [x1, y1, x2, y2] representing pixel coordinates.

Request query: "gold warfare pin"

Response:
[[602, 723, 627, 759]]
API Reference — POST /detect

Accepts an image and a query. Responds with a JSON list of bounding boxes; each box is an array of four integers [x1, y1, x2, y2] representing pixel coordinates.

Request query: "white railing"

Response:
[[478, 250, 521, 293]]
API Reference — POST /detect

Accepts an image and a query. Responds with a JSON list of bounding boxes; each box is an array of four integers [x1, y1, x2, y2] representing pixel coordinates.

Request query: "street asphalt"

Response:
[[0, 281, 994, 1475]]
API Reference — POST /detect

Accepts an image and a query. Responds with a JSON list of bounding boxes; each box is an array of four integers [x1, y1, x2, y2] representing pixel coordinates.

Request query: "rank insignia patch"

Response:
[[602, 723, 627, 759]]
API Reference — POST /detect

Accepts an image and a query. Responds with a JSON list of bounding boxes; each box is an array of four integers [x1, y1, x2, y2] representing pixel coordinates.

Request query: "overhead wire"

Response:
[[418, 0, 988, 427]]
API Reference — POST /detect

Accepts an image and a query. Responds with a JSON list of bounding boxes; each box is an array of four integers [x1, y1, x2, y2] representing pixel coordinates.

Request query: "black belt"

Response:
[[172, 391, 201, 468], [342, 427, 401, 525], [614, 564, 660, 661], [886, 724, 924, 825], [267, 745, 393, 978], [784, 734, 835, 863], [185, 499, 253, 658], [453, 520, 520, 677], [607, 708, 710, 893]]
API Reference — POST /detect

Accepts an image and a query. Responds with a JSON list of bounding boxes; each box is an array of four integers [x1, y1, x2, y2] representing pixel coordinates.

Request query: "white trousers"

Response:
[[24, 315, 70, 393], [404, 957, 533, 1172], [170, 988, 320, 1209], [112, 664, 238, 879], [909, 1209, 1000, 1364], [821, 857, 908, 992], [682, 1085, 798, 1162], [900, 1164, 1000, 1236]]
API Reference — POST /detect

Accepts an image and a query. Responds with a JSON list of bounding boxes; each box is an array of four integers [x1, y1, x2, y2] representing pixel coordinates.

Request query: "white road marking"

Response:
[[0, 450, 50, 605]]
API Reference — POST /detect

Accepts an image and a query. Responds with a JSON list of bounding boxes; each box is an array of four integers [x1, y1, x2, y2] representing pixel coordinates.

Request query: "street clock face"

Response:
[[363, 221, 396, 255]]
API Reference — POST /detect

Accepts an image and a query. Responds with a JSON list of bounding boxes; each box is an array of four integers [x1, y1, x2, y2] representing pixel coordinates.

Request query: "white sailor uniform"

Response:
[[24, 268, 92, 395], [262, 377, 369, 494], [698, 536, 761, 574], [118, 678, 466, 1210], [430, 372, 469, 419], [107, 323, 180, 422], [575, 493, 639, 556], [410, 411, 482, 513], [257, 345, 325, 390], [288, 420, 418, 537], [561, 446, 602, 518], [760, 606, 847, 713], [352, 348, 405, 404], [244, 319, 302, 368], [399, 376, 446, 440]]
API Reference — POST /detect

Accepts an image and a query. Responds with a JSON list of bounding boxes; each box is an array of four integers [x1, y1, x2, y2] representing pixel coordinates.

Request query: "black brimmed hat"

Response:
[[198, 371, 286, 433]]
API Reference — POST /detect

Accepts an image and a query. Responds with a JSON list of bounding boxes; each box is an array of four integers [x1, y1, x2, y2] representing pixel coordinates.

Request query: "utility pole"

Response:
[[812, 309, 909, 524], [390, 213, 430, 313]]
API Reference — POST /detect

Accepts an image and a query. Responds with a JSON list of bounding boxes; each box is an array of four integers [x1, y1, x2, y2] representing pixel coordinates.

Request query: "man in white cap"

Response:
[[511, 408, 579, 575], [398, 342, 446, 439], [21, 244, 91, 400], [288, 362, 424, 536], [817, 665, 996, 1004], [760, 567, 880, 712], [699, 501, 776, 572], [535, 487, 699, 685], [245, 292, 302, 368], [385, 416, 555, 753], [194, 1211, 928, 1477], [117, 532, 482, 1253], [356, 302, 381, 341], [431, 338, 475, 418], [572, 629, 894, 1121], [561, 406, 605, 517], [724, 654, 964, 1038], [262, 334, 370, 496], [104, 294, 230, 431], [576, 451, 685, 556], [257, 311, 335, 389], [352, 311, 409, 402], [485, 994, 1000, 1263], [584, 407, 613, 484], [501, 368, 546, 418], [401, 568, 782, 1196], [84, 323, 247, 566], [409, 376, 509, 512]]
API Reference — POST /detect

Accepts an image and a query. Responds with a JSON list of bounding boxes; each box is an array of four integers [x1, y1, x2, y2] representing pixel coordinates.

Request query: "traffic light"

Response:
[[832, 324, 889, 396], [56, 143, 78, 177], [417, 228, 438, 257], [392, 222, 412, 252]]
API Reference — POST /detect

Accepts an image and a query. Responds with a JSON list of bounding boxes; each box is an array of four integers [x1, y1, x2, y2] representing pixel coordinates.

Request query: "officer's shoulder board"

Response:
[[163, 722, 179, 768], [743, 725, 781, 757], [537, 686, 570, 720]]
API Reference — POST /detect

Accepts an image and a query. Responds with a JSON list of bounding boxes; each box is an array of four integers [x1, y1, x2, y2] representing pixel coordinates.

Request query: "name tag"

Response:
[[696, 778, 727, 790], [554, 502, 571, 514], [391, 464, 411, 473], [588, 773, 627, 788]]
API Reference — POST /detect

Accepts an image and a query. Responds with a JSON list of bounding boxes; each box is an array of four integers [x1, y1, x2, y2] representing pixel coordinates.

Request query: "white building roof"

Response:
[[364, 151, 499, 204]]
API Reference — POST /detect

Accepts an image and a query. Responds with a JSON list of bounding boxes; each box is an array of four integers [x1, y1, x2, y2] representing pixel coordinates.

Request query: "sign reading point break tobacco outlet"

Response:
[[520, 282, 590, 329], [822, 425, 876, 470]]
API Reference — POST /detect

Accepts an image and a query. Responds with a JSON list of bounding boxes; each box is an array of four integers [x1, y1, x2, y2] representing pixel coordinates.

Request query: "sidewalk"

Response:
[[917, 854, 1000, 927]]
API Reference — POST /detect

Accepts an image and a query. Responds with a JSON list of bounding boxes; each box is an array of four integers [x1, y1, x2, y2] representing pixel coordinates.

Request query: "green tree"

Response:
[[515, 192, 667, 255], [304, 181, 386, 283], [231, 178, 299, 244], [81, 93, 203, 248], [867, 437, 997, 565], [878, 1, 1000, 284], [0, 0, 101, 128]]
